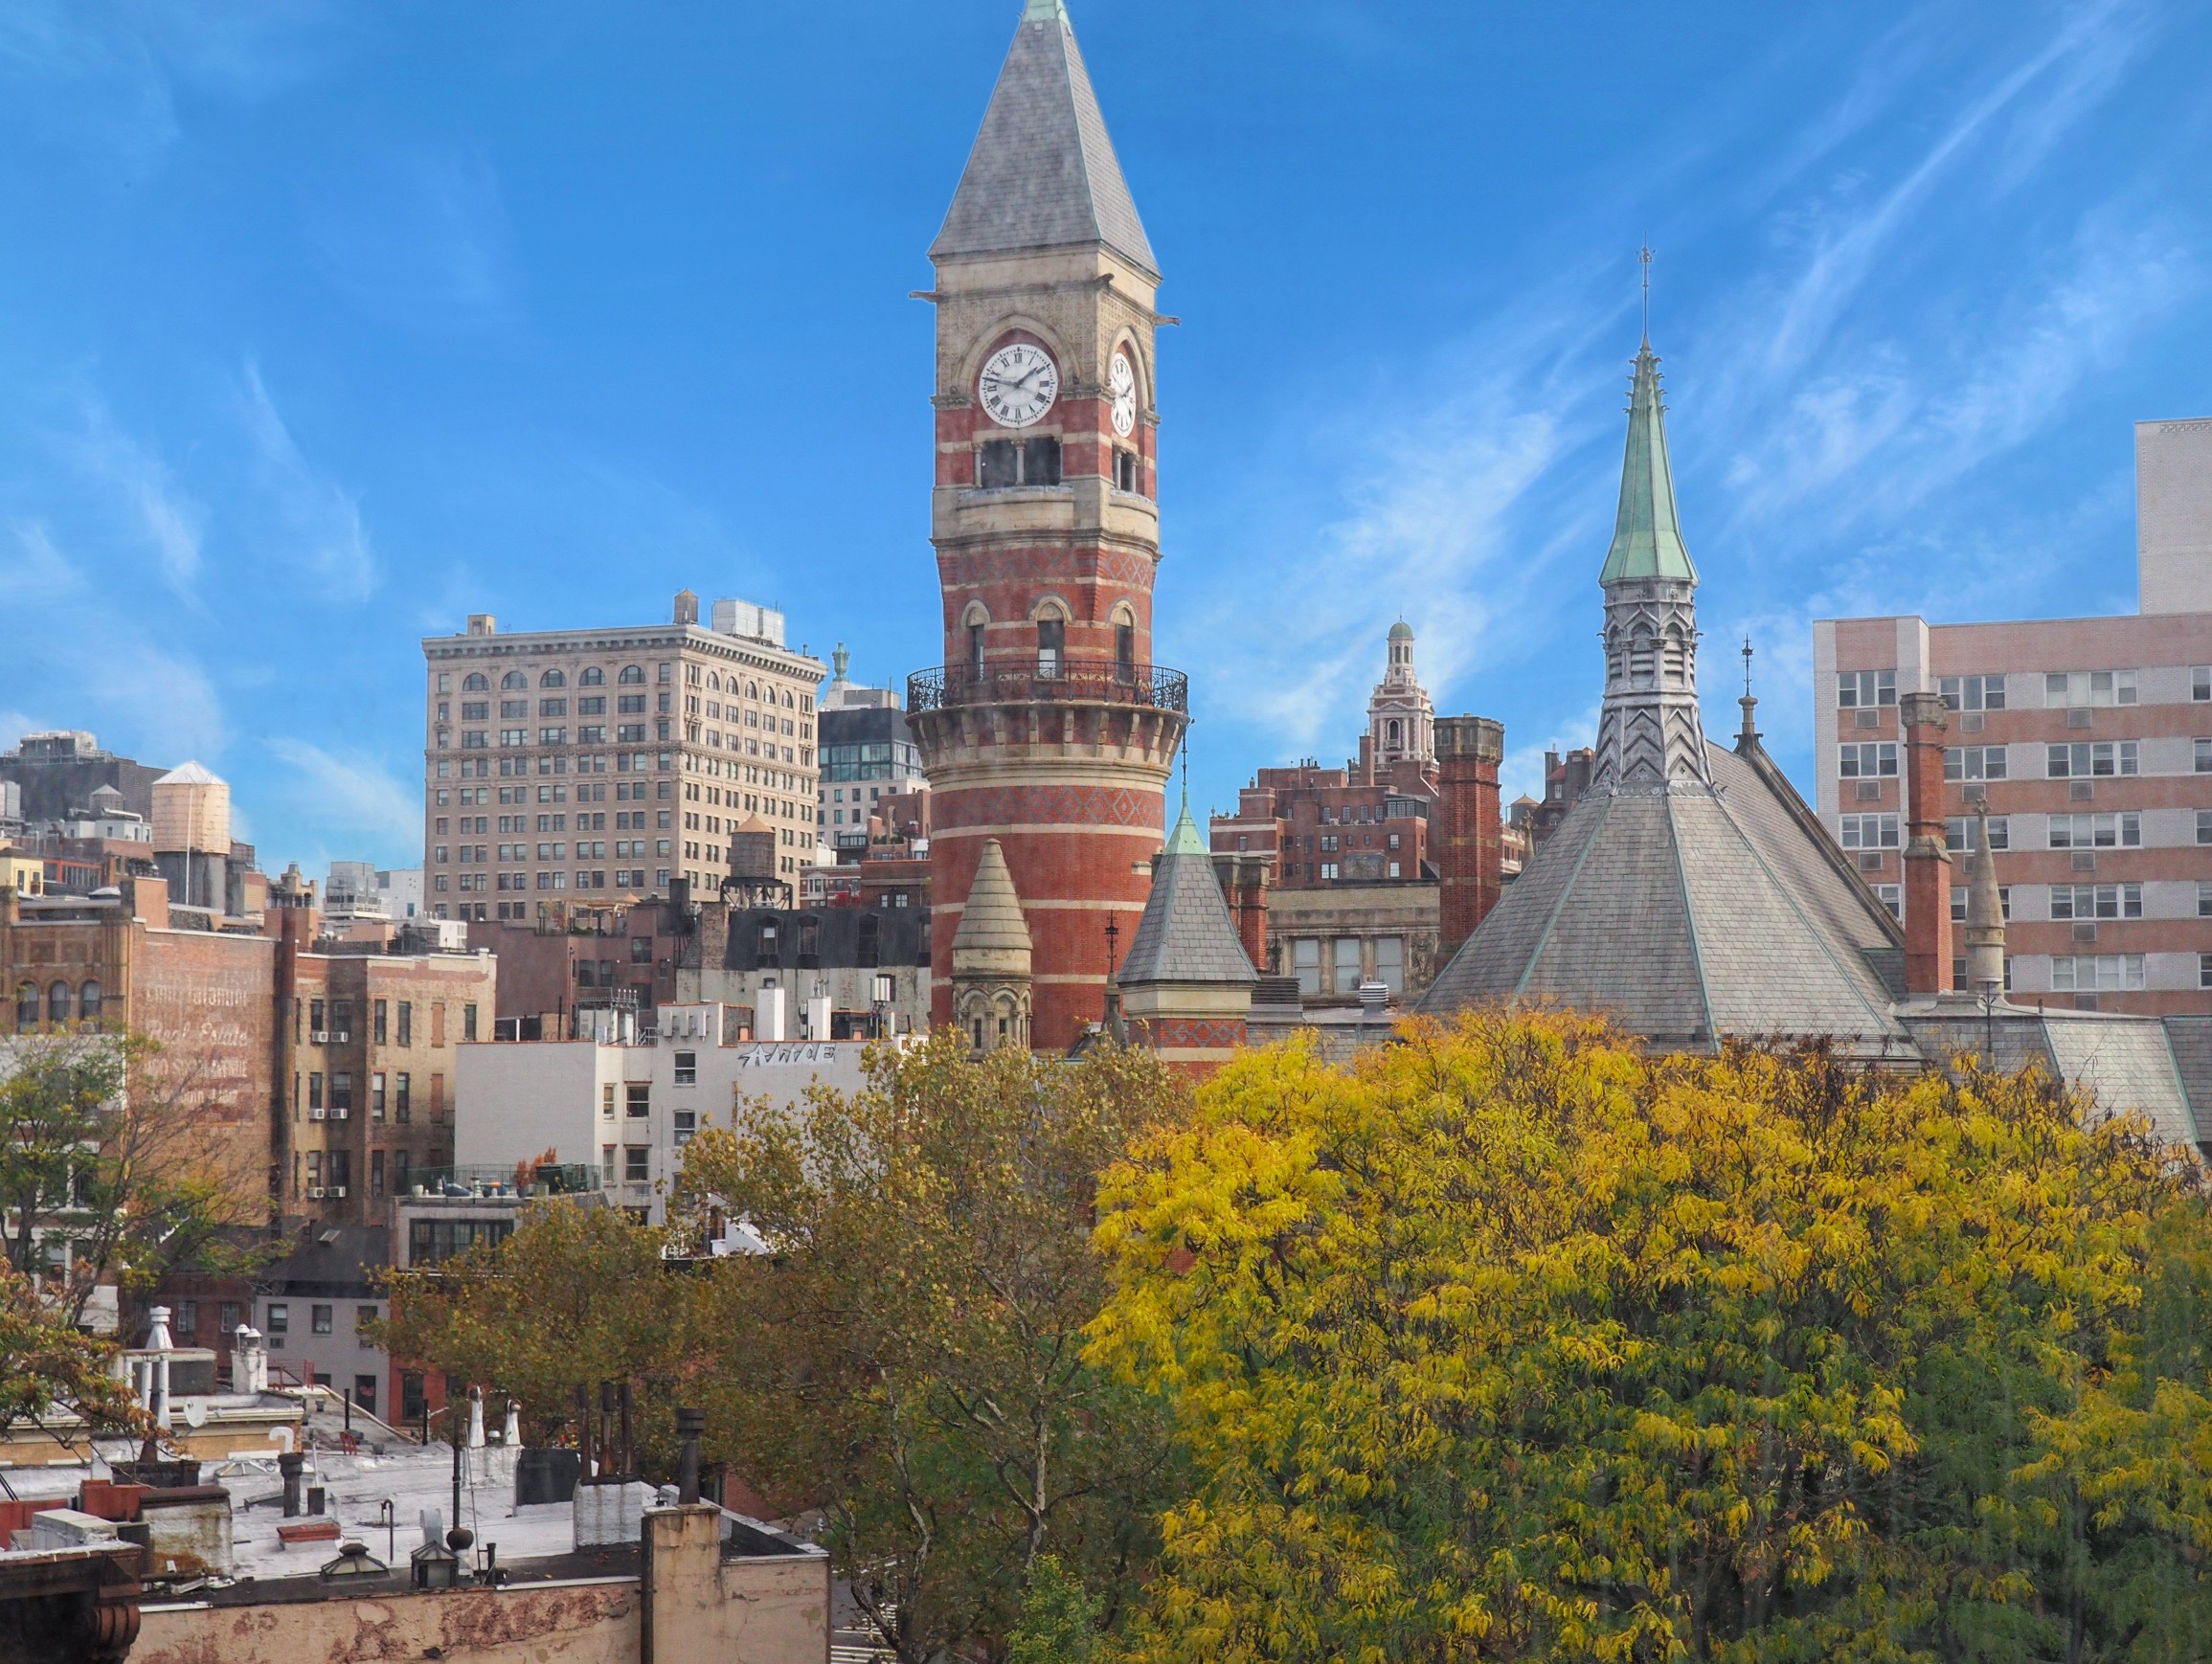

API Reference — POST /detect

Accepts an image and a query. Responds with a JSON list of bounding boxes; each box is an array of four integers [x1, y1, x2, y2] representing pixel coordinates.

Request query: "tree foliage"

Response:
[[673, 1033, 1186, 1663], [0, 1030, 271, 1327], [1088, 1011, 2212, 1663], [0, 1261, 146, 1446]]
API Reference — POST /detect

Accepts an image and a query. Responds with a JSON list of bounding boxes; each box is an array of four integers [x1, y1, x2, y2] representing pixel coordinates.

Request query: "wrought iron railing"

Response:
[[906, 661, 1187, 715]]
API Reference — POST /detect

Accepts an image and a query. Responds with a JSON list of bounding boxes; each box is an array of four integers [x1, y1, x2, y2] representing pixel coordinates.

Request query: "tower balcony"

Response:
[[906, 660, 1188, 716]]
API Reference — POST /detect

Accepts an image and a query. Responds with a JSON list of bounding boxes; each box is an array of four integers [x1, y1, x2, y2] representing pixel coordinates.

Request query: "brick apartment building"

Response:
[[1209, 623, 1503, 1004], [421, 592, 825, 921], [1814, 417, 2212, 1014]]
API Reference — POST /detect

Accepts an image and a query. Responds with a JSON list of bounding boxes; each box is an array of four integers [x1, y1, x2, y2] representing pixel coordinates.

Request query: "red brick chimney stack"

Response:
[[1434, 716, 1505, 959], [1900, 691, 1953, 996]]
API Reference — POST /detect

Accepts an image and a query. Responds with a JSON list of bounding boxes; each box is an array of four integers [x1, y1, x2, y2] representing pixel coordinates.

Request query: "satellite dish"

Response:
[[183, 1399, 208, 1429]]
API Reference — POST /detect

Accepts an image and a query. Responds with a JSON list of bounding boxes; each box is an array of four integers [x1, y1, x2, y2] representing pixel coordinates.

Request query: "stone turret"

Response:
[[949, 839, 1032, 1055], [1964, 804, 2007, 1000]]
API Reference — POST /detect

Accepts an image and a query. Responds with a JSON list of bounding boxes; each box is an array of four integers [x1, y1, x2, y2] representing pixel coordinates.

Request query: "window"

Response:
[[2047, 813, 2142, 849], [2200, 811, 2212, 846], [2051, 955, 2146, 991], [330, 1071, 352, 1114], [370, 1072, 386, 1119], [673, 1109, 697, 1147], [401, 1373, 426, 1423], [47, 982, 70, 1023], [977, 436, 1062, 488], [1374, 936, 1405, 995], [267, 1302, 289, 1336], [395, 1071, 412, 1121], [2051, 884, 2141, 920], [1938, 674, 2006, 711], [1333, 938, 1362, 995], [1838, 813, 1901, 850], [626, 1082, 650, 1116], [2043, 669, 2137, 707], [174, 1300, 197, 1337], [968, 620, 986, 677], [15, 981, 35, 1027], [395, 1150, 410, 1193], [463, 1003, 478, 1043], [371, 1151, 384, 1197], [674, 1050, 697, 1086], [397, 1002, 413, 1046], [625, 1146, 649, 1183], [1837, 669, 1896, 708], [2046, 741, 2137, 777], [2197, 739, 2212, 774], [1944, 746, 2006, 780], [219, 1301, 242, 1336], [463, 673, 489, 692], [1116, 619, 1135, 675], [1840, 742, 1898, 777], [373, 1000, 388, 1044], [1293, 938, 1321, 997], [1037, 616, 1065, 678], [601, 1144, 617, 1182], [1874, 884, 1902, 921], [308, 1071, 325, 1111], [311, 1304, 333, 1336], [79, 980, 101, 1023]]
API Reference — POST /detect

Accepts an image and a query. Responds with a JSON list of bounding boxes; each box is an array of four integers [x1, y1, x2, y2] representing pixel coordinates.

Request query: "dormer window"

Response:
[[978, 437, 1061, 488]]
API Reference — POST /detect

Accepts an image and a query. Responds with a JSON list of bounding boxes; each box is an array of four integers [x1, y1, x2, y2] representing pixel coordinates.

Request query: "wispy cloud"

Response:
[[261, 738, 418, 855], [236, 363, 377, 601], [61, 404, 205, 593], [306, 147, 519, 331]]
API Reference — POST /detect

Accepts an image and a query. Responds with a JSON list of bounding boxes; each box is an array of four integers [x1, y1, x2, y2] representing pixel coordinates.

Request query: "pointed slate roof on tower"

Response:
[[952, 838, 1034, 979], [1117, 801, 1256, 988], [1598, 344, 1698, 585], [930, 1, 1159, 277]]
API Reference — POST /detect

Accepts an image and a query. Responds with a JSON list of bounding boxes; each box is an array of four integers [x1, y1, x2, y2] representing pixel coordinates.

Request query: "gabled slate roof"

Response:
[[1417, 738, 1908, 1054], [930, 2, 1159, 277], [1117, 803, 1255, 988]]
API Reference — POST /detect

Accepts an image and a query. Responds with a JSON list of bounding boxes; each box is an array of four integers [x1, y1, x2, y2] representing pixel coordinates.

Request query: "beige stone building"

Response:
[[421, 593, 825, 921]]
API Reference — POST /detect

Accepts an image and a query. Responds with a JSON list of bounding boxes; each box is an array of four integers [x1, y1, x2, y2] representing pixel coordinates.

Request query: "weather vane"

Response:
[[1742, 636, 1754, 700]]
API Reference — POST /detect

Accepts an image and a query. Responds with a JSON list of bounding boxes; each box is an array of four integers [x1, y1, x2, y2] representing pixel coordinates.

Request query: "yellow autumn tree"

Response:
[[1088, 1010, 2212, 1663]]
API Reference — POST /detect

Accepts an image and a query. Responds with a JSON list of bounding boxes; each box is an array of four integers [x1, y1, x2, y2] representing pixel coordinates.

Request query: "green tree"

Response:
[[376, 1200, 697, 1449], [1007, 1553, 1101, 1664], [0, 1030, 270, 1327], [1088, 1010, 2212, 1663], [0, 1261, 146, 1448], [673, 1034, 1187, 1664]]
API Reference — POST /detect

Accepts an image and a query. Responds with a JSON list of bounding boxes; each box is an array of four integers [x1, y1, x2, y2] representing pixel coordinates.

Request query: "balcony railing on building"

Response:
[[907, 660, 1188, 716], [405, 1161, 598, 1200]]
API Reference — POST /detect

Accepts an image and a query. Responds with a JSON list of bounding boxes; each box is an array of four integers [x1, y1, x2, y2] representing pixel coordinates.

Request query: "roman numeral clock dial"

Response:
[[978, 342, 1059, 429]]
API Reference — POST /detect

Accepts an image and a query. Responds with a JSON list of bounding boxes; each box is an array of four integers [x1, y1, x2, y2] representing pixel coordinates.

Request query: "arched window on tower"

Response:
[[1036, 617, 1065, 679], [1388, 719, 1402, 749], [1630, 627, 1658, 690], [48, 981, 71, 1024]]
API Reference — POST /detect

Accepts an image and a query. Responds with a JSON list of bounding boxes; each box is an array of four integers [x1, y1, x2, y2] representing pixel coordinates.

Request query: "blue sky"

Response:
[[1, 1, 2206, 873]]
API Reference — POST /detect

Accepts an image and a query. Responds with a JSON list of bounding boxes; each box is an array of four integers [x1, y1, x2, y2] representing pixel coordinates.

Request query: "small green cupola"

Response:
[[1599, 342, 1698, 587]]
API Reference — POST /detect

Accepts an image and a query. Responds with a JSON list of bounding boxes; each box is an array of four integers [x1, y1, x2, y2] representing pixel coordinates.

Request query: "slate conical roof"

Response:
[[1418, 744, 1906, 1052], [1598, 343, 1698, 585], [1117, 802, 1256, 988], [952, 838, 1032, 980], [930, 1, 1159, 277]]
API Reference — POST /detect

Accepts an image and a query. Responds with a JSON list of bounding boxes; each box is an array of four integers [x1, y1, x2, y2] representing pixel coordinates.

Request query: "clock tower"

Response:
[[908, 0, 1186, 1049]]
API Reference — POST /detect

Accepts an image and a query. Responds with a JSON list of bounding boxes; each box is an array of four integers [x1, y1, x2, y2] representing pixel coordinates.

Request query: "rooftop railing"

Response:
[[906, 661, 1188, 716]]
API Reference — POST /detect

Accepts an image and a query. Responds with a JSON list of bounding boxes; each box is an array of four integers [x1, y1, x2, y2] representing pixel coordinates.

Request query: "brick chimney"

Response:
[[1900, 691, 1952, 996], [1433, 716, 1505, 959], [1209, 851, 1271, 972]]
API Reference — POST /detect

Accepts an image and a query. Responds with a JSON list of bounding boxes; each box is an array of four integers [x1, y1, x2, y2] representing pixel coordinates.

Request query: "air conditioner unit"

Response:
[[330, 1107, 349, 1120], [309, 1031, 332, 1045], [330, 1185, 348, 1198], [307, 1186, 326, 1199], [309, 1107, 327, 1120]]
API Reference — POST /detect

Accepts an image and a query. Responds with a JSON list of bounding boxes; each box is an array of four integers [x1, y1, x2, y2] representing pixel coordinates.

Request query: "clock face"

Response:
[[978, 342, 1059, 429], [1108, 350, 1138, 438]]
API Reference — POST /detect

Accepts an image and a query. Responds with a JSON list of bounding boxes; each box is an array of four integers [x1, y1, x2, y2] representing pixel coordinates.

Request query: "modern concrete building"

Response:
[[1814, 416, 2212, 1015], [454, 1007, 886, 1224], [421, 592, 825, 922]]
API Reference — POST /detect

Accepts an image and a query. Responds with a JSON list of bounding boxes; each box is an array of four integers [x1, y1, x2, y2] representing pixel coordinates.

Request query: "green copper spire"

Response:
[[1023, 0, 1067, 21], [1599, 343, 1698, 586], [1163, 795, 1208, 856]]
